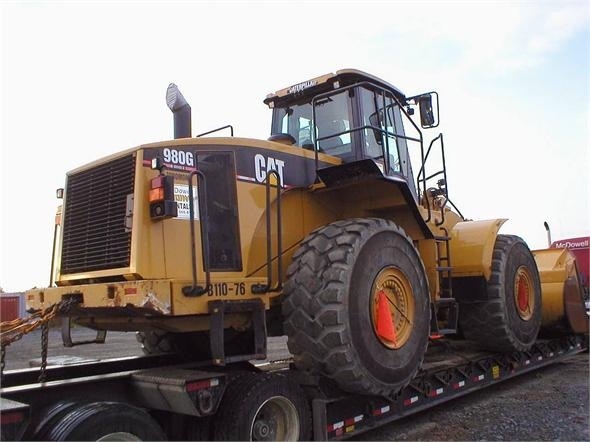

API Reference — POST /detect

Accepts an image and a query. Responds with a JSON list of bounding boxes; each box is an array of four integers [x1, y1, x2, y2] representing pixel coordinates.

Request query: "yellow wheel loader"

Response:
[[24, 69, 587, 399]]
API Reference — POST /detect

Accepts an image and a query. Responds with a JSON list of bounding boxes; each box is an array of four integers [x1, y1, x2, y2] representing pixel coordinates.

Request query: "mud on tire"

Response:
[[282, 218, 430, 397]]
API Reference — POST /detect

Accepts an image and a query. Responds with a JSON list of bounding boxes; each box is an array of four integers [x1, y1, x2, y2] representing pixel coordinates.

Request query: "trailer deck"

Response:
[[1, 334, 586, 441]]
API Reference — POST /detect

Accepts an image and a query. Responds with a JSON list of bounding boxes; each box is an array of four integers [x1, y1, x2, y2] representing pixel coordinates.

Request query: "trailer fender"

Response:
[[533, 248, 589, 334], [449, 219, 507, 280]]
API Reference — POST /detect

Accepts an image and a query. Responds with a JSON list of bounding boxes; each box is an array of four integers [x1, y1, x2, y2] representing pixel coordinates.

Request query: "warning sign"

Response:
[[174, 184, 199, 220]]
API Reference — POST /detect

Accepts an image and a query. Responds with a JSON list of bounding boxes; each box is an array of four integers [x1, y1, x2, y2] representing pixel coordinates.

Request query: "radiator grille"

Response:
[[61, 154, 135, 274]]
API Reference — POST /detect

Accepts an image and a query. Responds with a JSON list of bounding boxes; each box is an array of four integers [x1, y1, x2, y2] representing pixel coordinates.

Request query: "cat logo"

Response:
[[254, 154, 285, 187]]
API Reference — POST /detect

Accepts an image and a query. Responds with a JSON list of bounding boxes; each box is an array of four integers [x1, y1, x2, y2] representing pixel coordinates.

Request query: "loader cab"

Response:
[[267, 69, 430, 200]]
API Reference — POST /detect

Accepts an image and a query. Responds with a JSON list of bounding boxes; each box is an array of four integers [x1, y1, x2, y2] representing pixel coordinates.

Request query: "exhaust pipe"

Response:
[[544, 221, 552, 247], [166, 83, 191, 139]]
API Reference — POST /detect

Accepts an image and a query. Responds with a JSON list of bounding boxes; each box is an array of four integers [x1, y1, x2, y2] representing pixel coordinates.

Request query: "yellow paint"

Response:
[[449, 219, 507, 280], [533, 247, 576, 327]]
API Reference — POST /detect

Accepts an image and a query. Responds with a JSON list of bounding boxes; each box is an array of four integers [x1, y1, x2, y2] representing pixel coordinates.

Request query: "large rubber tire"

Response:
[[458, 234, 542, 352], [282, 218, 430, 397], [136, 330, 178, 355], [26, 401, 79, 441], [213, 372, 311, 441], [137, 329, 255, 360], [44, 401, 166, 441]]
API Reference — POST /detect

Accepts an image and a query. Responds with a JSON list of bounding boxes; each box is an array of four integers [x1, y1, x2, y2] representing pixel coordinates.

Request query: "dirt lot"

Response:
[[2, 327, 589, 441]]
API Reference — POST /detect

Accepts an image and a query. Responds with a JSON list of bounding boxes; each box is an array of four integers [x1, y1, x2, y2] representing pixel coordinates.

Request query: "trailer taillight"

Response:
[[149, 175, 178, 219], [0, 410, 24, 425], [186, 377, 220, 392]]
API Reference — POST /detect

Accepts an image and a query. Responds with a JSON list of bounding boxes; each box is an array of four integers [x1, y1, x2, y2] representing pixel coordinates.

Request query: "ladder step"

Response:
[[436, 266, 452, 272], [433, 235, 451, 241]]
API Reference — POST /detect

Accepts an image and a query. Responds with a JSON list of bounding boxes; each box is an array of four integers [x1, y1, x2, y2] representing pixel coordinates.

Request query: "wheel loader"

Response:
[[24, 69, 588, 398]]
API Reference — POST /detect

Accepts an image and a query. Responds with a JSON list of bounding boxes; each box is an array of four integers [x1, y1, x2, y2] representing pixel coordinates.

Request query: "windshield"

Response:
[[272, 91, 354, 157], [273, 102, 314, 149]]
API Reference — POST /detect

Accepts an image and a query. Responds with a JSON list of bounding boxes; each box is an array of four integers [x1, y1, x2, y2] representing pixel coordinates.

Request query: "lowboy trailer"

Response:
[[1, 334, 586, 440]]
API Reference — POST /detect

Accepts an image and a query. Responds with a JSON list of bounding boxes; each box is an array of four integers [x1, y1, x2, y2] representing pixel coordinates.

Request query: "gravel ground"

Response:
[[2, 327, 588, 441], [353, 355, 589, 441]]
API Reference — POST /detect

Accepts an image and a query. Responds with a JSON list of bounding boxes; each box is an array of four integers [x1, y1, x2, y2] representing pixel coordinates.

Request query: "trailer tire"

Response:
[[283, 218, 430, 397], [213, 372, 311, 441], [185, 416, 213, 441], [27, 401, 79, 441], [44, 401, 166, 441], [459, 234, 542, 351]]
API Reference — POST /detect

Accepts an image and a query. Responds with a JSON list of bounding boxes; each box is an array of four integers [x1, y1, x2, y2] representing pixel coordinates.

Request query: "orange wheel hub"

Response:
[[514, 266, 535, 320], [370, 267, 415, 349]]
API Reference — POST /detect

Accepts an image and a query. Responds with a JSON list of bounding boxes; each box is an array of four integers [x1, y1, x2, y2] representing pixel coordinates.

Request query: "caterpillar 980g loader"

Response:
[[25, 69, 588, 399]]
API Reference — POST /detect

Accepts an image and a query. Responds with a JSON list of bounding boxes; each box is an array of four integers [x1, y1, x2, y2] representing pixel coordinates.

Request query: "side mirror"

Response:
[[409, 92, 439, 129]]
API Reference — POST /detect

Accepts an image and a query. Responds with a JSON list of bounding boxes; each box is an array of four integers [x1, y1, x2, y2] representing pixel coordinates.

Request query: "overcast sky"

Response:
[[1, 1, 588, 292]]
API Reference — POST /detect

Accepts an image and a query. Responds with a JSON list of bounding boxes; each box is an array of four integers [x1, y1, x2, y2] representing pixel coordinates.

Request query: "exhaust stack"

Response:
[[166, 83, 191, 139], [544, 221, 552, 247]]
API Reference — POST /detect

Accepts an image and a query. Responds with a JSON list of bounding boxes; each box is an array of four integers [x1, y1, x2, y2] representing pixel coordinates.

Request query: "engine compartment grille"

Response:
[[60, 154, 135, 274]]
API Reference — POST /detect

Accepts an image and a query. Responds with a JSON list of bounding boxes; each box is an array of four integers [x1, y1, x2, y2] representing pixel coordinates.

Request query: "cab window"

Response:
[[359, 87, 401, 174], [314, 90, 353, 156]]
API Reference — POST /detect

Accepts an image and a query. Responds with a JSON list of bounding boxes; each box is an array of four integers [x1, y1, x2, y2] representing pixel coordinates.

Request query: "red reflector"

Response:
[[151, 176, 165, 189], [1, 411, 24, 425], [124, 288, 137, 295], [186, 378, 219, 392]]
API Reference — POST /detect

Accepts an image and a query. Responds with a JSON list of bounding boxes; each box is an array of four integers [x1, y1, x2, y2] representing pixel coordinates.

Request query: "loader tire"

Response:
[[282, 218, 430, 397], [137, 329, 255, 360], [458, 234, 542, 352], [136, 330, 176, 354]]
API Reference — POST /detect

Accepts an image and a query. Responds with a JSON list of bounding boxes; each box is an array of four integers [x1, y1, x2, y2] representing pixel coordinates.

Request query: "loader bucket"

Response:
[[533, 248, 589, 334]]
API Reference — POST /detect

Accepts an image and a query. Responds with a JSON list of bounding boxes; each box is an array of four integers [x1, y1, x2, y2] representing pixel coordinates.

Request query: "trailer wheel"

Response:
[[282, 218, 430, 397], [27, 401, 79, 441], [213, 372, 311, 441], [185, 416, 213, 441], [44, 401, 166, 441], [459, 234, 542, 351]]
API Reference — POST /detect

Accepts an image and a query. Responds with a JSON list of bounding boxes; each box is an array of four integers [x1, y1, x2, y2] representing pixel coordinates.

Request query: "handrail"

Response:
[[252, 170, 283, 294], [182, 168, 211, 297], [196, 125, 234, 137]]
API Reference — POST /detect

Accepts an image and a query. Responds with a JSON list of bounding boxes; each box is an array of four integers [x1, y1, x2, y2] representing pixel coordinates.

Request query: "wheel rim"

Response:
[[370, 266, 415, 349], [97, 432, 141, 441], [514, 266, 535, 320], [249, 396, 299, 441]]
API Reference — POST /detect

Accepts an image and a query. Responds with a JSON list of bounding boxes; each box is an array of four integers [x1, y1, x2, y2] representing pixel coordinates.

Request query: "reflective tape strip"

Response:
[[373, 405, 391, 416], [428, 387, 444, 397], [327, 421, 344, 433], [403, 396, 419, 406], [453, 380, 466, 389]]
